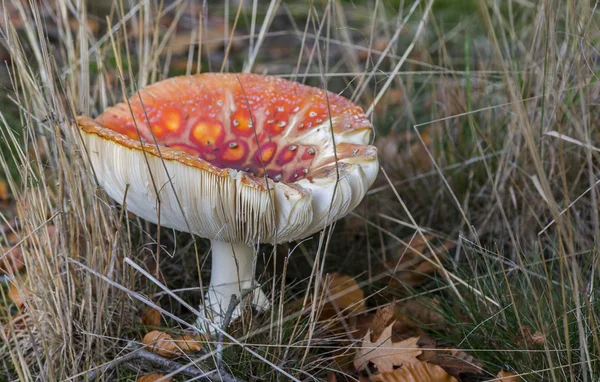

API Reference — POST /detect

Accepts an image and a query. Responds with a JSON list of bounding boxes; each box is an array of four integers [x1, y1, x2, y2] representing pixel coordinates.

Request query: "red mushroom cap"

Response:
[[77, 73, 378, 244]]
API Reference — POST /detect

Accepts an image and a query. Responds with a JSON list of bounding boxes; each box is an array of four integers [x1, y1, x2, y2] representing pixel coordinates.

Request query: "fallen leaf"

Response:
[[326, 371, 337, 382], [394, 298, 444, 330], [354, 323, 421, 373], [141, 307, 161, 328], [514, 326, 545, 347], [142, 330, 180, 358], [370, 303, 395, 342], [419, 347, 483, 376], [172, 334, 204, 352], [7, 283, 25, 309], [142, 331, 205, 357], [137, 373, 172, 382], [531, 331, 545, 345], [382, 235, 454, 288], [371, 361, 458, 382], [494, 370, 520, 381], [28, 225, 58, 250], [0, 246, 24, 274], [357, 35, 395, 61], [68, 17, 100, 35], [320, 273, 366, 320], [0, 180, 9, 201]]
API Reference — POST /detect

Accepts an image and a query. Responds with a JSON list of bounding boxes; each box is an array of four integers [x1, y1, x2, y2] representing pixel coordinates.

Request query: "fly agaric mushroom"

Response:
[[76, 73, 378, 329]]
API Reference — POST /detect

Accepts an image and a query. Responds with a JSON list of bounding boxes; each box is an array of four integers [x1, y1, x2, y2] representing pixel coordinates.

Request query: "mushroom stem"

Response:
[[197, 240, 269, 330]]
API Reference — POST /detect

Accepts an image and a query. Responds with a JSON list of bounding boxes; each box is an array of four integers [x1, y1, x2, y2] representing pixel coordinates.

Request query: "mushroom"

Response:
[[76, 73, 378, 329]]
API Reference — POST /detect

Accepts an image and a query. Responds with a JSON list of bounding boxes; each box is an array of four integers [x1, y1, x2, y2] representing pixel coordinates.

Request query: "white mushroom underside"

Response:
[[81, 124, 378, 245]]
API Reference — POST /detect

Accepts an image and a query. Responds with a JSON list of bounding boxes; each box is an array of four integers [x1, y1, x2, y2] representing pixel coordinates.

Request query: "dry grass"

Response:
[[0, 0, 599, 380]]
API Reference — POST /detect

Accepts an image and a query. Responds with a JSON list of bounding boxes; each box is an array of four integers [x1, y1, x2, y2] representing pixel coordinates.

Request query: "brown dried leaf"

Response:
[[137, 374, 172, 382], [382, 235, 454, 288], [7, 283, 24, 309], [531, 331, 545, 345], [142, 330, 204, 357], [326, 371, 337, 382], [141, 307, 161, 328], [166, 16, 232, 56], [419, 348, 483, 376], [142, 330, 180, 358], [370, 303, 395, 342], [375, 127, 438, 172], [0, 180, 9, 201], [374, 89, 404, 113], [354, 323, 421, 373], [371, 361, 458, 382], [29, 225, 58, 250], [172, 334, 204, 352], [320, 273, 365, 320], [394, 298, 444, 330], [494, 370, 520, 381], [68, 17, 100, 35], [0, 246, 24, 274], [514, 326, 545, 347]]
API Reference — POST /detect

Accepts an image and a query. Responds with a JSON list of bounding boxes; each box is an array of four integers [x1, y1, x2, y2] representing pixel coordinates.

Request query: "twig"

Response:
[[87, 347, 243, 382], [219, 285, 261, 343]]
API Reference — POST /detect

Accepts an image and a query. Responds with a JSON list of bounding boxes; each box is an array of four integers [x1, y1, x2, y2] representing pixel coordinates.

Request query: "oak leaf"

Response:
[[370, 303, 395, 342], [371, 361, 458, 382], [354, 323, 421, 372]]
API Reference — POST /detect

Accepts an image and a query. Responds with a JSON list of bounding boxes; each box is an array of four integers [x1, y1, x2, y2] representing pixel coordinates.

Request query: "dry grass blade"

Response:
[[0, 245, 24, 274]]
